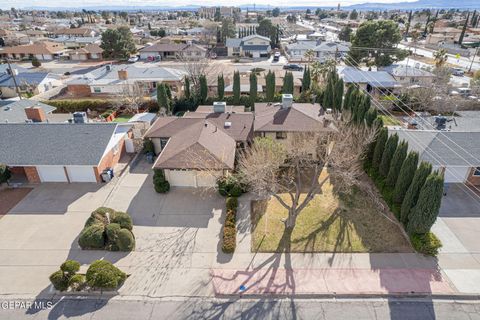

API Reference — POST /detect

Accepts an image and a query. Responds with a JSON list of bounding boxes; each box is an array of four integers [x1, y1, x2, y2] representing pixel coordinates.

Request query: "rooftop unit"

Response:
[[281, 94, 293, 109], [213, 101, 226, 113]]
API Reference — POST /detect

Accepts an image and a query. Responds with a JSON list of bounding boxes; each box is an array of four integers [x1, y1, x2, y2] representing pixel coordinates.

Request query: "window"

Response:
[[473, 167, 480, 176], [276, 132, 287, 140], [93, 87, 101, 93]]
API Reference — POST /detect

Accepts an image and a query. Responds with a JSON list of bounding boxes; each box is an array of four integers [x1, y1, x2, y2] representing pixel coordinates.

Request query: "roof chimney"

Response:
[[25, 106, 46, 122], [281, 94, 293, 109], [118, 70, 128, 80]]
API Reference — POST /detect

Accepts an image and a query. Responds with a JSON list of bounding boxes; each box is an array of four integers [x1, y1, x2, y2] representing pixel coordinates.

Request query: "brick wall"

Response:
[[67, 84, 92, 97], [94, 138, 126, 182], [24, 166, 40, 183]]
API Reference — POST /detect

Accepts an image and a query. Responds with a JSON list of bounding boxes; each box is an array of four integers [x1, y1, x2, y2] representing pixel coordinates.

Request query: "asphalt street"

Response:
[[1, 297, 479, 320]]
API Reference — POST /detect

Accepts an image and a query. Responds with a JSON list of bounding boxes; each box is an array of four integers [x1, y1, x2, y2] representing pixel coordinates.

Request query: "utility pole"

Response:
[[468, 47, 478, 73], [3, 58, 22, 99]]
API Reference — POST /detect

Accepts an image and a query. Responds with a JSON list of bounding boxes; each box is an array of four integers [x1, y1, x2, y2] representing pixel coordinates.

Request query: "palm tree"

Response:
[[310, 59, 336, 86], [434, 49, 448, 68]]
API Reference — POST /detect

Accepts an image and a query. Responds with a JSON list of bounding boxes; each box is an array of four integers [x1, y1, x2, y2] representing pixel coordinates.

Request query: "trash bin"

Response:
[[101, 171, 111, 182], [146, 152, 155, 164]]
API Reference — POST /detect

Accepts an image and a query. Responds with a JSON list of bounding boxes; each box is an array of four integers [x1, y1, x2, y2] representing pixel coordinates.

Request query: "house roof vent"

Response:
[[224, 121, 232, 128]]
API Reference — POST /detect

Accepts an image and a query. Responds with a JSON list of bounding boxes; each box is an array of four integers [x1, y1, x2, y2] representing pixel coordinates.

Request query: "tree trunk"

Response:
[[285, 209, 297, 229]]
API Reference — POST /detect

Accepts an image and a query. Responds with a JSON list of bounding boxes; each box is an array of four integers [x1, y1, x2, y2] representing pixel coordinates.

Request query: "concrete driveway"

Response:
[[432, 183, 480, 293]]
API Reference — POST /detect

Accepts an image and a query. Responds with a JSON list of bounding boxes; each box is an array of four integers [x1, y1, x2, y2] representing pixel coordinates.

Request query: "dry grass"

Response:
[[251, 173, 412, 253]]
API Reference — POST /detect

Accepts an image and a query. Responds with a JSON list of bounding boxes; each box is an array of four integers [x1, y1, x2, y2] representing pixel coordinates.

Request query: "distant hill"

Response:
[[23, 0, 480, 11]]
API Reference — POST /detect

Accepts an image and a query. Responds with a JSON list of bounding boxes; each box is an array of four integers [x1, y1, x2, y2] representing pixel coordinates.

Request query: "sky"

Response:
[[0, 0, 416, 10]]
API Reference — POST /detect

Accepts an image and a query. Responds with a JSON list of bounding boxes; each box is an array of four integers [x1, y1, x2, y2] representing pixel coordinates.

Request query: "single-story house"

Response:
[[66, 64, 186, 97], [224, 84, 263, 96], [284, 41, 317, 60], [138, 42, 207, 60], [53, 27, 98, 38], [381, 64, 435, 86], [226, 34, 271, 58], [339, 66, 399, 95], [391, 129, 480, 186], [0, 41, 65, 61], [144, 103, 254, 187], [0, 100, 56, 123], [67, 43, 103, 61], [254, 96, 335, 145], [0, 123, 131, 183], [0, 71, 63, 98], [313, 41, 350, 62]]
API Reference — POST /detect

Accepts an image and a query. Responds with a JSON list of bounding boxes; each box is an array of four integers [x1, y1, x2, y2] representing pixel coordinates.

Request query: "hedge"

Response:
[[222, 196, 238, 253], [45, 99, 157, 113], [112, 211, 133, 231], [410, 232, 442, 256], [78, 224, 106, 249], [153, 169, 170, 193], [226, 197, 238, 212]]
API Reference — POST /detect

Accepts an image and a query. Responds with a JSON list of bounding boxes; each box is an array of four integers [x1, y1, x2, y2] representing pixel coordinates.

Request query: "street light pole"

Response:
[[3, 58, 22, 99], [468, 47, 478, 73]]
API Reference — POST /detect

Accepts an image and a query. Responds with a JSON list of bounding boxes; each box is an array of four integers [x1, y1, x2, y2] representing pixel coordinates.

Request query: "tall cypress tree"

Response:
[[233, 71, 240, 104], [249, 72, 258, 102], [407, 171, 444, 234], [217, 74, 225, 100], [379, 133, 399, 178], [400, 161, 432, 225], [385, 140, 408, 187], [364, 107, 377, 127], [282, 72, 294, 94], [393, 151, 419, 204], [302, 66, 311, 92], [334, 78, 344, 111], [199, 75, 208, 104], [157, 83, 170, 114], [459, 12, 470, 45], [184, 77, 190, 99], [372, 127, 388, 171], [343, 85, 355, 111], [265, 71, 276, 101]]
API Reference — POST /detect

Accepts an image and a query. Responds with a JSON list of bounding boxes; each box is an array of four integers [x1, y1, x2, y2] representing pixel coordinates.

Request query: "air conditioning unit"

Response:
[[73, 112, 87, 124], [213, 101, 226, 113]]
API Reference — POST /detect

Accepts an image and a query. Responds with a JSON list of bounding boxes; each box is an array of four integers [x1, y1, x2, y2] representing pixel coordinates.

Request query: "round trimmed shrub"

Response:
[[116, 229, 135, 251], [105, 223, 121, 243], [68, 274, 86, 291], [86, 260, 127, 290], [229, 184, 243, 197], [49, 270, 69, 291], [78, 224, 105, 249], [85, 207, 116, 227], [111, 212, 133, 231], [60, 260, 80, 276]]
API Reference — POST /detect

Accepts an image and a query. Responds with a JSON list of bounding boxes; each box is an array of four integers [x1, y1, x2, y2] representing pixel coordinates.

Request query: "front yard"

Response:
[[251, 174, 412, 253]]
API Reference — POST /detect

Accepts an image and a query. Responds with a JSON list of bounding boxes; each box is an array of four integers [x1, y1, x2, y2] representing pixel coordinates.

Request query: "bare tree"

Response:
[[176, 55, 220, 92], [237, 119, 375, 229], [113, 82, 145, 114]]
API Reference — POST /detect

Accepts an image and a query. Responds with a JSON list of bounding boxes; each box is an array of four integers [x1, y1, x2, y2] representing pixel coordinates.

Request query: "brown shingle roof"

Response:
[[152, 120, 236, 170], [1, 41, 64, 55], [254, 103, 334, 132]]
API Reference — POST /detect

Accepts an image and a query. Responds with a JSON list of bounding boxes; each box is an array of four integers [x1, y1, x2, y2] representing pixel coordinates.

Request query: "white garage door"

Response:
[[37, 166, 68, 182], [66, 166, 97, 182], [165, 169, 196, 187], [443, 167, 469, 183]]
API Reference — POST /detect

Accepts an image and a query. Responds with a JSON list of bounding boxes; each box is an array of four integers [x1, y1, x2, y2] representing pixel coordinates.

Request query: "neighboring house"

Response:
[[284, 41, 317, 60], [66, 64, 186, 97], [426, 28, 463, 45], [0, 100, 57, 123], [339, 66, 399, 95], [313, 41, 350, 62], [226, 34, 271, 58], [391, 129, 480, 186], [67, 43, 103, 61], [0, 41, 65, 61], [381, 64, 435, 86], [0, 123, 130, 183], [254, 95, 335, 145], [53, 27, 97, 38], [224, 84, 263, 96], [0, 71, 63, 98], [51, 36, 101, 48], [138, 42, 207, 60], [144, 102, 254, 187]]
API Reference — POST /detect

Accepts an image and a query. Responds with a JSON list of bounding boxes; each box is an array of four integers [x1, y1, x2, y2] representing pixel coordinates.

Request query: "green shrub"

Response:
[[217, 175, 246, 197], [0, 164, 11, 184], [68, 274, 86, 291], [153, 169, 170, 193], [86, 260, 127, 290], [85, 207, 116, 227], [116, 229, 135, 251], [60, 260, 80, 276], [78, 224, 105, 249], [105, 223, 121, 243], [111, 211, 133, 231], [143, 139, 155, 154], [222, 226, 236, 253], [410, 232, 442, 256], [45, 99, 113, 113], [226, 197, 238, 211], [49, 270, 69, 291]]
